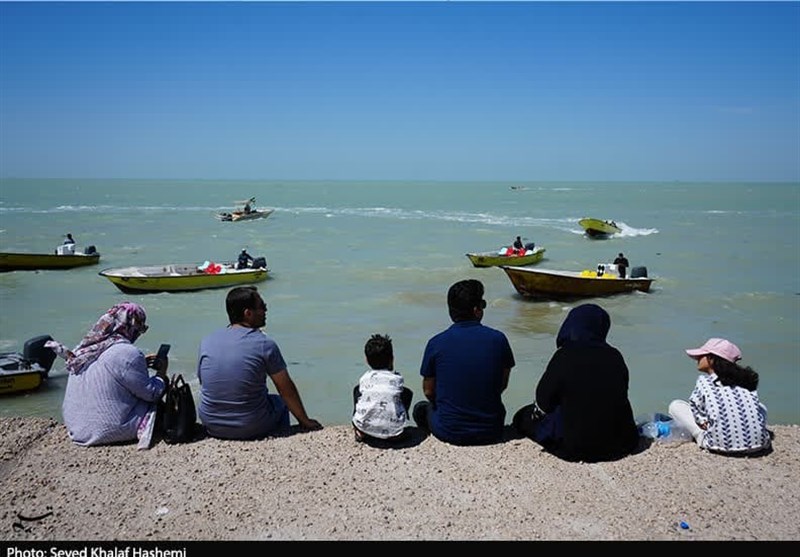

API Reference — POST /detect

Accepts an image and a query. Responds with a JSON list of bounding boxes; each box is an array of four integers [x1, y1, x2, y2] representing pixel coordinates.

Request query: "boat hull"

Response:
[[466, 247, 546, 268], [0, 252, 100, 272], [99, 263, 268, 294], [579, 218, 621, 237], [500, 265, 653, 299], [0, 370, 44, 395]]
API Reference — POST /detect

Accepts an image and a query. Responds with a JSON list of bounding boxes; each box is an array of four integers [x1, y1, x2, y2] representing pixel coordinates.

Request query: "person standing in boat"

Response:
[[237, 248, 255, 269], [243, 197, 255, 214], [63, 233, 75, 245], [613, 253, 630, 278]]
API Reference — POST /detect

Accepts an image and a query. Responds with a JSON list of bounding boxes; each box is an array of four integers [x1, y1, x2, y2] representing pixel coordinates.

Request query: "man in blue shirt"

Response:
[[412, 279, 515, 445]]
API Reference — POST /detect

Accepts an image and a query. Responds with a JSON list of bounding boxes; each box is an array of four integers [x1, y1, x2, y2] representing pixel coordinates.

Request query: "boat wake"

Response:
[[615, 223, 659, 237]]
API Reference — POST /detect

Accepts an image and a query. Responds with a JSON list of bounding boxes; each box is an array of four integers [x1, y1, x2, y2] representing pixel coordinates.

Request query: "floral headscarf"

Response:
[[46, 302, 148, 375]]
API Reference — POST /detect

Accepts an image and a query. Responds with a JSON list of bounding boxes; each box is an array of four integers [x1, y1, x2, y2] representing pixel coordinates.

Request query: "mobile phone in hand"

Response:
[[153, 343, 170, 370]]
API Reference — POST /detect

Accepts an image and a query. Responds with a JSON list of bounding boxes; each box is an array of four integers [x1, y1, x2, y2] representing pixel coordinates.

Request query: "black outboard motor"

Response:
[[252, 257, 267, 269], [84, 245, 97, 255], [23, 335, 56, 372], [631, 266, 648, 279]]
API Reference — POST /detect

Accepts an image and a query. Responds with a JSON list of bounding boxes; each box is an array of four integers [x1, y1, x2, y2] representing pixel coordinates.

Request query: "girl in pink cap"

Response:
[[668, 338, 771, 455]]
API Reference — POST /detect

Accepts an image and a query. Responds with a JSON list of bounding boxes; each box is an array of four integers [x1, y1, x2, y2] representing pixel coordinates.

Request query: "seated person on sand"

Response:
[[668, 338, 771, 455], [412, 279, 515, 446], [197, 286, 322, 440], [512, 303, 639, 462], [352, 334, 413, 444], [46, 302, 169, 448]]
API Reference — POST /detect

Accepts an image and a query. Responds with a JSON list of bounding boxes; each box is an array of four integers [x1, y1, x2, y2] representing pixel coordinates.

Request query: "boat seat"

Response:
[[0, 355, 20, 370]]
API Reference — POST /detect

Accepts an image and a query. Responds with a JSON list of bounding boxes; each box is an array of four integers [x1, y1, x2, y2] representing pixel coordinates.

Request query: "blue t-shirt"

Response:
[[197, 326, 288, 440], [420, 320, 515, 445]]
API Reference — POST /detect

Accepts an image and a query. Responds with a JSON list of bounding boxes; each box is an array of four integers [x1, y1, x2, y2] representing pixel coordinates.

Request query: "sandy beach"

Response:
[[1, 417, 798, 542]]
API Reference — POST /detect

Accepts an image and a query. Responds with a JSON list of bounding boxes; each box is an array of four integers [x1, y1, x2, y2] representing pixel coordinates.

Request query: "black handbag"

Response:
[[162, 374, 198, 444]]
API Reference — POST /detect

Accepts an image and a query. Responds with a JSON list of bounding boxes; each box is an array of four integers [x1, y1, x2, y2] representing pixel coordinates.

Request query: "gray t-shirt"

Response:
[[197, 326, 288, 440]]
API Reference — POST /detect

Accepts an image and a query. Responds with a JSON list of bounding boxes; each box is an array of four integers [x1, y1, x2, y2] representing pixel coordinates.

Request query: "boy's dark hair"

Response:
[[226, 286, 260, 323], [710, 355, 759, 391], [447, 279, 485, 322], [365, 334, 393, 370]]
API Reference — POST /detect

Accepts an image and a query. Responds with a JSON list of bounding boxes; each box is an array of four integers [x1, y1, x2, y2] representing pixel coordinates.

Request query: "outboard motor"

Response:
[[631, 266, 648, 279], [84, 245, 97, 255], [23, 335, 56, 372], [252, 257, 267, 269], [524, 242, 536, 251]]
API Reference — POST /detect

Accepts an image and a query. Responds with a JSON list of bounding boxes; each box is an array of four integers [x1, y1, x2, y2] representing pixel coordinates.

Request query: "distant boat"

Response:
[[99, 258, 269, 294], [500, 263, 653, 300], [579, 217, 621, 238], [0, 245, 100, 272], [466, 246, 546, 268], [216, 197, 274, 222]]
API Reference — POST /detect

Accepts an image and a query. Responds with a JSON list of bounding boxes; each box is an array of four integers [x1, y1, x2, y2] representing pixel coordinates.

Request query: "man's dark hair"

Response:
[[364, 334, 393, 370], [226, 286, 260, 323], [447, 279, 484, 322]]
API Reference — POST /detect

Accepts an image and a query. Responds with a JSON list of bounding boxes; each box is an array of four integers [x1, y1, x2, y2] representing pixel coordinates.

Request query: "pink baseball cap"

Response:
[[685, 338, 742, 363]]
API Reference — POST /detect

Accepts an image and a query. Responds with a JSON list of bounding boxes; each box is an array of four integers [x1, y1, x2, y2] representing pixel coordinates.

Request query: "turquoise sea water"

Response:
[[1, 179, 798, 426]]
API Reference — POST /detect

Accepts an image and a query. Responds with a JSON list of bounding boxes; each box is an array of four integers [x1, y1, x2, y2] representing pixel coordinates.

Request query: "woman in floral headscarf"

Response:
[[47, 302, 169, 447]]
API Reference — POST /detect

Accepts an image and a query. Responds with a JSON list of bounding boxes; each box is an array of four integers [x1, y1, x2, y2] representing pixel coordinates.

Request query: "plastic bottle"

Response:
[[639, 421, 660, 439], [639, 418, 693, 444], [658, 421, 694, 444]]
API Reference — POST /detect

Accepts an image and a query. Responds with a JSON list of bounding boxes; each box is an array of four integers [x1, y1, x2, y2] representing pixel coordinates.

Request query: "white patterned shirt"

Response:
[[352, 369, 409, 439], [689, 373, 771, 453]]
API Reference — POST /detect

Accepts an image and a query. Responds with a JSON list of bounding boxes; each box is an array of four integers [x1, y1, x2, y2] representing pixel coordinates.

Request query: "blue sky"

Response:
[[1, 1, 798, 182]]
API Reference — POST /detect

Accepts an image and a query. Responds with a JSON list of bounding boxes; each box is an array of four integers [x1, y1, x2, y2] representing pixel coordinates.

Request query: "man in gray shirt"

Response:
[[197, 286, 322, 440]]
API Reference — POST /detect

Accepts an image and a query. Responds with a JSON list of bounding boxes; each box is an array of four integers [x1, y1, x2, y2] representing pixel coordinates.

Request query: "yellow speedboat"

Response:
[[99, 258, 269, 294], [578, 217, 621, 238], [0, 335, 57, 395]]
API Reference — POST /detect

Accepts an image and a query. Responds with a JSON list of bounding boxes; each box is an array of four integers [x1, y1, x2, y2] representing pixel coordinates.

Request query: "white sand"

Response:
[[1, 417, 799, 541]]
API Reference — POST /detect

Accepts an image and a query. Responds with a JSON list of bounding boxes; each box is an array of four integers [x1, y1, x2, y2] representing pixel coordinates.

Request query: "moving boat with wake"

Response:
[[578, 218, 621, 238]]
